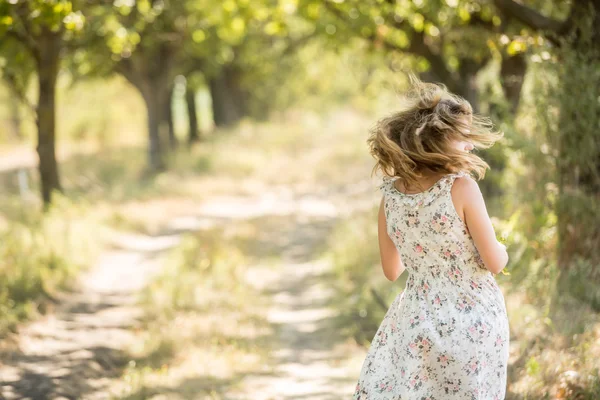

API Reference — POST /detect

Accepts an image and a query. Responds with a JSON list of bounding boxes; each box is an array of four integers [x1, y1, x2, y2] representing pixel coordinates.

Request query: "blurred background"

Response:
[[0, 0, 599, 399]]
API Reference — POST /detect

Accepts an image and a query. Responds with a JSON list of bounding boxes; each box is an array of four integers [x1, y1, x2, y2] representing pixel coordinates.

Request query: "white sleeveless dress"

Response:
[[353, 172, 510, 400]]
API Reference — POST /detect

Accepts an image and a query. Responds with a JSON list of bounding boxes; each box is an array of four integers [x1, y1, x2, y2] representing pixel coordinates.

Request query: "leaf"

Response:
[[411, 13, 424, 32], [507, 39, 527, 56], [425, 22, 439, 37], [222, 0, 237, 13], [230, 16, 245, 34], [264, 21, 280, 35], [458, 7, 470, 22], [137, 0, 150, 14], [192, 30, 206, 43]]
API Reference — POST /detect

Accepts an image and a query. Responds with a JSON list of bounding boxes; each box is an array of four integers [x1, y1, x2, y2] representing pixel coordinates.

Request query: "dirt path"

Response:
[[0, 183, 374, 400], [0, 231, 183, 399], [216, 186, 372, 399], [237, 256, 362, 400]]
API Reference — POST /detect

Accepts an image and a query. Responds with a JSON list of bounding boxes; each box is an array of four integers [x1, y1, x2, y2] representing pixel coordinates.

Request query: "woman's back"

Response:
[[381, 172, 489, 280]]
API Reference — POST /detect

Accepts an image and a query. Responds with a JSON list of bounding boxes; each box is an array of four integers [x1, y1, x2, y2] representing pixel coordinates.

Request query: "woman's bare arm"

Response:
[[378, 196, 405, 281], [451, 176, 508, 274]]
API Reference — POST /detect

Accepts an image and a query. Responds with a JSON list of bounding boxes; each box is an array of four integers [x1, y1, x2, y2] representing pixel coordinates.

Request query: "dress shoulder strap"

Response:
[[438, 171, 469, 192], [435, 172, 470, 212], [378, 175, 398, 195]]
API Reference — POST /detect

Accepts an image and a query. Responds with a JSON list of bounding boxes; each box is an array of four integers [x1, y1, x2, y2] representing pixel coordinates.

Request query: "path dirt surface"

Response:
[[0, 182, 374, 399], [184, 184, 371, 399], [0, 232, 182, 400], [236, 257, 362, 400], [202, 186, 372, 399]]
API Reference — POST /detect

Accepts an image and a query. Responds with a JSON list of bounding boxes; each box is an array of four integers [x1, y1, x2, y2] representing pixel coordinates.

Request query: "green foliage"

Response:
[[77, 0, 285, 74], [482, 58, 560, 305], [0, 0, 85, 116], [0, 1, 85, 63], [298, 0, 500, 78], [521, 11, 600, 309], [0, 0, 84, 34]]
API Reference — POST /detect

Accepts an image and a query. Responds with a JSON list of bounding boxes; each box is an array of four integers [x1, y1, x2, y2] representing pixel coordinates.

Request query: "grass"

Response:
[[0, 194, 102, 336], [504, 287, 600, 399]]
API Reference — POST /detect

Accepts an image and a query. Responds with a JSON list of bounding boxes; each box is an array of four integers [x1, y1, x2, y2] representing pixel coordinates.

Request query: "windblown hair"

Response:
[[367, 76, 503, 191]]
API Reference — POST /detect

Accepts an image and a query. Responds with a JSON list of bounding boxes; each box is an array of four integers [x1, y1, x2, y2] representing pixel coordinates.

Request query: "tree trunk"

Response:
[[132, 75, 169, 171], [186, 85, 200, 144], [165, 83, 177, 149], [209, 66, 245, 127], [9, 96, 22, 140], [454, 59, 483, 113], [500, 52, 527, 113], [132, 69, 170, 172], [141, 86, 168, 172], [35, 31, 62, 205], [116, 43, 177, 172]]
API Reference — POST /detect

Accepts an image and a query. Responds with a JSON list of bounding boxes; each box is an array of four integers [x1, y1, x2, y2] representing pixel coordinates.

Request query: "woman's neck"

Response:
[[399, 171, 448, 193]]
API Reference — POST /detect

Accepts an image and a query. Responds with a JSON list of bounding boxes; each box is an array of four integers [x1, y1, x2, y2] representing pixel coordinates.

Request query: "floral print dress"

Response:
[[353, 172, 510, 400]]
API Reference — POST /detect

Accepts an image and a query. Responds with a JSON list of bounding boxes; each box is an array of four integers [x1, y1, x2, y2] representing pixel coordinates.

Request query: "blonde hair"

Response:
[[367, 76, 503, 191]]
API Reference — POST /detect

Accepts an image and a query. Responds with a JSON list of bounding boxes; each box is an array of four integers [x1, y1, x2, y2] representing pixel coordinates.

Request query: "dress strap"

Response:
[[378, 175, 398, 195], [439, 171, 469, 192]]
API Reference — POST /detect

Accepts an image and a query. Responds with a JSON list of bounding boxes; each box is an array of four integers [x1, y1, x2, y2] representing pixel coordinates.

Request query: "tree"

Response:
[[80, 0, 186, 171], [494, 0, 600, 307], [0, 0, 85, 205]]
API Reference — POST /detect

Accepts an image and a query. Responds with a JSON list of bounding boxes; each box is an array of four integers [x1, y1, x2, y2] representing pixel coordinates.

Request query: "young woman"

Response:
[[353, 77, 510, 399]]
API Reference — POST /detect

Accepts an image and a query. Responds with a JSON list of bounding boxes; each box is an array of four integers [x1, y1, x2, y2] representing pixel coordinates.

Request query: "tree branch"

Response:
[[115, 57, 145, 93], [467, 12, 498, 31], [12, 4, 41, 55], [385, 17, 459, 87], [280, 32, 317, 58], [493, 0, 566, 32], [4, 29, 39, 62], [2, 73, 38, 123]]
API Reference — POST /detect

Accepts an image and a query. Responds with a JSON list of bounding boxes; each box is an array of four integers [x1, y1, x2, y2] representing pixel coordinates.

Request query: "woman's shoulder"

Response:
[[451, 172, 483, 203]]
